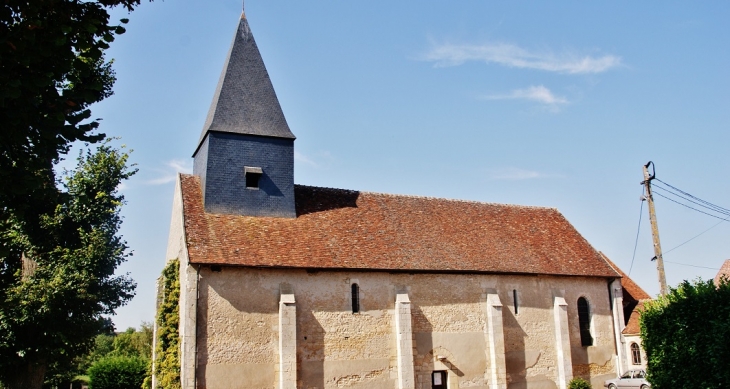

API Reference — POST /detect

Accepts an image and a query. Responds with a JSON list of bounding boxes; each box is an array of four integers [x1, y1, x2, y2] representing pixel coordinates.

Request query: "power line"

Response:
[[656, 178, 730, 214], [663, 216, 730, 255], [653, 185, 730, 217], [629, 194, 644, 276], [653, 191, 730, 221], [664, 260, 721, 271]]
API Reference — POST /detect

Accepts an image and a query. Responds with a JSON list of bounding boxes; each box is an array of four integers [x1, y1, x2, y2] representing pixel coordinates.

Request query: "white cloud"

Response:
[[487, 167, 559, 181], [294, 151, 318, 167], [423, 42, 621, 74], [147, 159, 193, 185], [483, 85, 568, 106], [295, 150, 334, 169]]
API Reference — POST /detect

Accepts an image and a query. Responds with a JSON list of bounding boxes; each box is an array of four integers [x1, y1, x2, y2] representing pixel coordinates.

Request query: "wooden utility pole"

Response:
[[642, 161, 669, 296]]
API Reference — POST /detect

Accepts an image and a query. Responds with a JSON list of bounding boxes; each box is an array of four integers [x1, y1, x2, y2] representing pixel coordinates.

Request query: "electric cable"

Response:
[[629, 193, 644, 276], [655, 178, 730, 214], [653, 191, 730, 221], [663, 260, 720, 270], [653, 185, 730, 217], [663, 216, 730, 255]]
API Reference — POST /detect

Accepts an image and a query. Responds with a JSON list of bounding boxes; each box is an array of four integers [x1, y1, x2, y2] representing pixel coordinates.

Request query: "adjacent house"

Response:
[[714, 259, 730, 287]]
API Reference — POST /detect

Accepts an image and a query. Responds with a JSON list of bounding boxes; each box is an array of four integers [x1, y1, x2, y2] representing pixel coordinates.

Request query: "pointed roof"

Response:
[[195, 13, 294, 155]]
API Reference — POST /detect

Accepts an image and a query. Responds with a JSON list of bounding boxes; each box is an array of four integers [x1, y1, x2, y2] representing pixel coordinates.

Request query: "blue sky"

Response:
[[91, 1, 730, 330]]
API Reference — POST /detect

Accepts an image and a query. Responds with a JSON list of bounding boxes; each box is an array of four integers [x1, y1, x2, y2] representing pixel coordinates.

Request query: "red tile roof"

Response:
[[179, 174, 619, 277], [601, 254, 651, 301], [715, 259, 730, 286], [622, 300, 649, 335]]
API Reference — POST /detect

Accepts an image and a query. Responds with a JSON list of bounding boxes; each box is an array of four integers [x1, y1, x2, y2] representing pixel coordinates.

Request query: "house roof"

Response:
[[622, 300, 649, 335], [194, 13, 295, 156], [601, 254, 651, 301], [179, 174, 620, 278], [715, 259, 730, 286]]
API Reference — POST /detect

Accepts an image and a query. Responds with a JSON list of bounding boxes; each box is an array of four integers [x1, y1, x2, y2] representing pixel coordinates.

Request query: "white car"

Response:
[[604, 369, 651, 389]]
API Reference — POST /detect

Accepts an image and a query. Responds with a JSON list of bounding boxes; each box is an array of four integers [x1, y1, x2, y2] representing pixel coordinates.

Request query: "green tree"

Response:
[[1, 1, 149, 387], [111, 323, 153, 359], [0, 0, 145, 223], [640, 278, 730, 388], [0, 143, 137, 389]]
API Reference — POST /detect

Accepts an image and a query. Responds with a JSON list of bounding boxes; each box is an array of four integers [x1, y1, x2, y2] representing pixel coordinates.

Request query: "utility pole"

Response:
[[642, 161, 669, 296]]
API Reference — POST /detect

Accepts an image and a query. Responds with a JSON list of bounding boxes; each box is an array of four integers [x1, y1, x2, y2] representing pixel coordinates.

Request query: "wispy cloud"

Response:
[[487, 167, 560, 181], [483, 85, 568, 106], [294, 151, 318, 167], [147, 159, 193, 185], [423, 42, 621, 74], [295, 150, 334, 169]]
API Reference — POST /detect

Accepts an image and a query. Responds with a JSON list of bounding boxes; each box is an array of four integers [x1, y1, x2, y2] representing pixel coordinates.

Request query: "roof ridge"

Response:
[[294, 183, 557, 210]]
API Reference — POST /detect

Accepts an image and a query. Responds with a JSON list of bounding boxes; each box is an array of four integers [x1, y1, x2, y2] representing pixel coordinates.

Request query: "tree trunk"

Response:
[[6, 361, 46, 389]]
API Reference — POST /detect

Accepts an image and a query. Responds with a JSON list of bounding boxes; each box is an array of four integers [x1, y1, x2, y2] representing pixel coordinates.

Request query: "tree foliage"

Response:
[[111, 324, 153, 360], [0, 143, 137, 389], [151, 260, 180, 389], [640, 278, 730, 389], [0, 0, 144, 222], [1, 0, 149, 387]]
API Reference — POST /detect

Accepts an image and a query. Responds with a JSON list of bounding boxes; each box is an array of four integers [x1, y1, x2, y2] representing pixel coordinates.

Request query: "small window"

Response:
[[631, 343, 642, 365], [432, 371, 447, 389], [351, 283, 360, 313], [244, 166, 263, 189], [513, 289, 519, 314], [577, 297, 593, 346]]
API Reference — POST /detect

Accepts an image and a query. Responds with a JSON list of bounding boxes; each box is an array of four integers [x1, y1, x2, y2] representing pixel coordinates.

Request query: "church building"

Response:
[[159, 10, 642, 389]]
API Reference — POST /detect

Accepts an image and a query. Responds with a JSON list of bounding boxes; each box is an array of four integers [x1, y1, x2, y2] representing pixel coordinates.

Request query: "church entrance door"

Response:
[[432, 371, 447, 389]]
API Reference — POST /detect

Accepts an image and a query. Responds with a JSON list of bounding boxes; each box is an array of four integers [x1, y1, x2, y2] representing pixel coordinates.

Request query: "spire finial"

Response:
[[241, 0, 246, 19]]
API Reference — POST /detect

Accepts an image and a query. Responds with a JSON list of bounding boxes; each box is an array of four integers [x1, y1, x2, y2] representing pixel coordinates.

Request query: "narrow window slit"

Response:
[[351, 283, 360, 313], [578, 297, 593, 346]]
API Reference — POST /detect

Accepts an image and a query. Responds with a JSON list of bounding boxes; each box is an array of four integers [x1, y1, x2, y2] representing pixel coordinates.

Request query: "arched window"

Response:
[[631, 343, 642, 365], [577, 297, 593, 346], [351, 283, 360, 313]]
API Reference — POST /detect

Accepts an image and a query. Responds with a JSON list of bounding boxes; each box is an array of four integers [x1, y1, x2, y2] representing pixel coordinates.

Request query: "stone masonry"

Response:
[[189, 267, 617, 389]]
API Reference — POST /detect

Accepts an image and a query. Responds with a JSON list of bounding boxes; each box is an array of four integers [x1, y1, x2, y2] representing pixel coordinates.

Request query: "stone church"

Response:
[[158, 10, 644, 389]]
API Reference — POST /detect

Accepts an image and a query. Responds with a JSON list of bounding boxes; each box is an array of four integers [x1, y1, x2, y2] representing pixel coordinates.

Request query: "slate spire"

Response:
[[195, 12, 295, 154]]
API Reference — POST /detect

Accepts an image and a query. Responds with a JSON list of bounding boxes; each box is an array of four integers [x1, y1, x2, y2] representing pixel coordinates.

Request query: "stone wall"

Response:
[[194, 268, 617, 389]]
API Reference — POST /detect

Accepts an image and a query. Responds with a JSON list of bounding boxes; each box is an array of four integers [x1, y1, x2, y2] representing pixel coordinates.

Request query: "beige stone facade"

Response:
[[178, 262, 618, 389]]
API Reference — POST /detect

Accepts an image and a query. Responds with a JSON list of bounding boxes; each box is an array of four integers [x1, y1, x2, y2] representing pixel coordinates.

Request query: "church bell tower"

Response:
[[192, 11, 296, 218]]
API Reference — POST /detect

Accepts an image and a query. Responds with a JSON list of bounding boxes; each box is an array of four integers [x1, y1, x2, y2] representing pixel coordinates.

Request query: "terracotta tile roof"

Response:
[[179, 174, 619, 277], [622, 300, 649, 335], [600, 254, 652, 301], [715, 259, 730, 286]]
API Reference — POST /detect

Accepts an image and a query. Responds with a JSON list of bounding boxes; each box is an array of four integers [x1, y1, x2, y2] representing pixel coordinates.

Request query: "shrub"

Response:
[[152, 259, 181, 388], [88, 356, 147, 389], [567, 377, 592, 389], [640, 278, 730, 388]]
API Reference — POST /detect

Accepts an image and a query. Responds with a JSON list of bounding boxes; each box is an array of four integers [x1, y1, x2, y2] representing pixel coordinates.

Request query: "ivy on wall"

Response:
[[152, 259, 181, 389]]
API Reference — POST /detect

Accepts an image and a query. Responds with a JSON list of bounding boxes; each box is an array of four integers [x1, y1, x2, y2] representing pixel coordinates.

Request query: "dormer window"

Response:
[[244, 166, 263, 189]]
